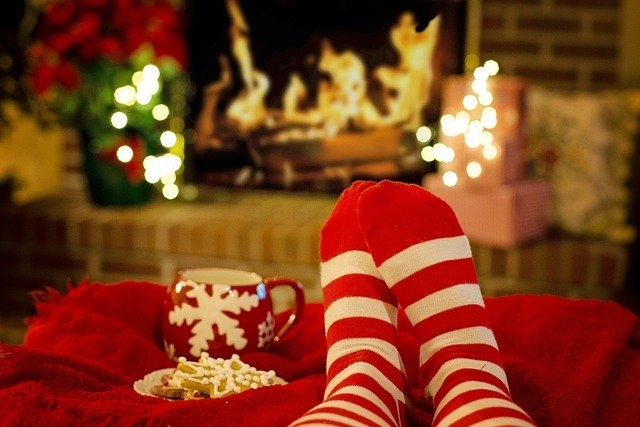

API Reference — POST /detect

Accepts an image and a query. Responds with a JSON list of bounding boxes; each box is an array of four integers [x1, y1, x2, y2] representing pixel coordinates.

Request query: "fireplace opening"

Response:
[[183, 0, 472, 192]]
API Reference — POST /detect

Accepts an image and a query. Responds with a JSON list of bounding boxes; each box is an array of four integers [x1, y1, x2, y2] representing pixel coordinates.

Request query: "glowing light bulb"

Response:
[[160, 131, 177, 148], [164, 153, 183, 171], [478, 90, 493, 106], [468, 119, 484, 135], [416, 125, 433, 143], [116, 144, 133, 163], [160, 172, 176, 185], [480, 130, 494, 145], [455, 111, 470, 134], [466, 161, 482, 178], [143, 155, 156, 171], [132, 71, 144, 86], [136, 91, 152, 105], [114, 85, 136, 106], [143, 155, 160, 183], [142, 64, 160, 80], [442, 171, 458, 187], [152, 104, 170, 121], [144, 168, 161, 184], [484, 59, 500, 76], [464, 132, 481, 148], [481, 107, 498, 129], [440, 114, 458, 136], [163, 183, 180, 200], [473, 66, 489, 81], [421, 145, 435, 162], [137, 78, 160, 96], [471, 79, 487, 94], [433, 143, 455, 163], [483, 144, 498, 160], [462, 94, 478, 110], [111, 112, 128, 129], [455, 110, 471, 123]]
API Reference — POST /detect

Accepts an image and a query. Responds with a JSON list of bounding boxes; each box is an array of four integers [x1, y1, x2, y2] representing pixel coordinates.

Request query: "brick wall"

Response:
[[480, 0, 622, 89], [0, 191, 336, 314]]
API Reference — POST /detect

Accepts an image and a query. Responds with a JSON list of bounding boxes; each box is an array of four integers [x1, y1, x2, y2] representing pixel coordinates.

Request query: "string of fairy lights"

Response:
[[418, 59, 501, 187], [110, 63, 186, 200]]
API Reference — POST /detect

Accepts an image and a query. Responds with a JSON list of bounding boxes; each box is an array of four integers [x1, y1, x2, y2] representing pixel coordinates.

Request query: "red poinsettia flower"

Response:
[[77, 0, 109, 8], [99, 36, 124, 59], [110, 1, 188, 69], [27, 0, 189, 189], [55, 61, 80, 90], [30, 0, 187, 87], [42, 2, 75, 28], [31, 62, 58, 95]]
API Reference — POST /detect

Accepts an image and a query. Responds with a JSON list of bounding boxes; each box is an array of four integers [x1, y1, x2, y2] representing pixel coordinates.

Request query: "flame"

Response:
[[377, 12, 441, 128], [225, 0, 269, 133], [195, 0, 441, 150]]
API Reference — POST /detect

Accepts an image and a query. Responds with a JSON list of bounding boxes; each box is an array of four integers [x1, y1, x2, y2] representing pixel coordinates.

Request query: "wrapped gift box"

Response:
[[423, 174, 551, 248], [441, 75, 528, 139], [437, 135, 526, 187], [439, 75, 528, 187]]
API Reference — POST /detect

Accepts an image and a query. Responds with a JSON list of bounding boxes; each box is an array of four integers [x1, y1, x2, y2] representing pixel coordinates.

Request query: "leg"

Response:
[[358, 180, 535, 426], [291, 181, 408, 426]]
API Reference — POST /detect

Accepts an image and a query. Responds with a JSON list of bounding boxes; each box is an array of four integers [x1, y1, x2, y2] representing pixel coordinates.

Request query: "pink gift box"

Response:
[[437, 135, 526, 187], [423, 174, 551, 248], [441, 75, 528, 139], [439, 75, 529, 187]]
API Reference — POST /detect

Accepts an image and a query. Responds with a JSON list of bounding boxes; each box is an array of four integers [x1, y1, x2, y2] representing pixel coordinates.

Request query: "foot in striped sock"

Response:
[[357, 180, 535, 427], [291, 181, 409, 427]]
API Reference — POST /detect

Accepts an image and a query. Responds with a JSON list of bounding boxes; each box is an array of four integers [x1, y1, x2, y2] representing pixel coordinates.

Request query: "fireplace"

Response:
[[183, 0, 475, 192]]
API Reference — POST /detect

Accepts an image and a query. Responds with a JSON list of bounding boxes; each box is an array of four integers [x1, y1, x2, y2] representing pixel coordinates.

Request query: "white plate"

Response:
[[133, 368, 175, 398], [133, 367, 287, 399]]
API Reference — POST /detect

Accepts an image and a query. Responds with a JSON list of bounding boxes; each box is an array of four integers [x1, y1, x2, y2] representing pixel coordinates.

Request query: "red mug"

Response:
[[162, 268, 305, 361]]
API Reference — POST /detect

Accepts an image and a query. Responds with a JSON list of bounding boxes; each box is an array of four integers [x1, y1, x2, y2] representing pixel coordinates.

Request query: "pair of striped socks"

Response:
[[291, 180, 535, 426]]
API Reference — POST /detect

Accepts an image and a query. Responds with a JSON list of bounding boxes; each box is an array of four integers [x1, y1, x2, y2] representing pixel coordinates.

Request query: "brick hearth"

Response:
[[1, 186, 631, 322], [0, 189, 336, 315]]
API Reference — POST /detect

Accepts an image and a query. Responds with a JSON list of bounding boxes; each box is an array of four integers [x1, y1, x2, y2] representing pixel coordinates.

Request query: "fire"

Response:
[[194, 0, 441, 151], [377, 12, 441, 128]]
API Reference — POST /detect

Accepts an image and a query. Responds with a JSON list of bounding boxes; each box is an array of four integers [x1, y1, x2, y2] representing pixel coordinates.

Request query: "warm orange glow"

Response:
[[195, 0, 442, 150]]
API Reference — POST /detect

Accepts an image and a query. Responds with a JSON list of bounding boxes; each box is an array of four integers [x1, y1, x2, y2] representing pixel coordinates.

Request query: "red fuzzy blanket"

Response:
[[1, 280, 639, 426]]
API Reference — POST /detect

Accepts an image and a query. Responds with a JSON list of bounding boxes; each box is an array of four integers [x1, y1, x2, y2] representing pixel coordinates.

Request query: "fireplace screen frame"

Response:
[[182, 0, 480, 193]]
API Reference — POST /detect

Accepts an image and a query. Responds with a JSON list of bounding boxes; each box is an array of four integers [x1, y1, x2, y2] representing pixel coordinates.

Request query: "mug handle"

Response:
[[264, 277, 305, 343]]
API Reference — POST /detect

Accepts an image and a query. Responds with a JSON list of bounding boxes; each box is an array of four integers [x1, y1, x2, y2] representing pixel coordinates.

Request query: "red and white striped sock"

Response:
[[291, 181, 408, 427], [357, 180, 535, 427]]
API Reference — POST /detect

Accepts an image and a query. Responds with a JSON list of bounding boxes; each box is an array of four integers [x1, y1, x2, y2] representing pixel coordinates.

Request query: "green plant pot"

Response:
[[82, 137, 153, 207]]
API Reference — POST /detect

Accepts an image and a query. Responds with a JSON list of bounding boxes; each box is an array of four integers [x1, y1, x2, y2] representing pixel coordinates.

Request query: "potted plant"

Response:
[[25, 0, 189, 206]]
